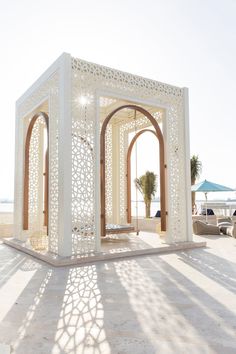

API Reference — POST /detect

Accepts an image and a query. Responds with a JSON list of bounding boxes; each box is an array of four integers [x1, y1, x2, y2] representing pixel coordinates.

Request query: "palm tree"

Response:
[[135, 171, 157, 218], [190, 155, 202, 213]]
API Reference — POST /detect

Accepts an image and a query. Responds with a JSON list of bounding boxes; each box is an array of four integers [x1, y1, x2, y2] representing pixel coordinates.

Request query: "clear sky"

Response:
[[0, 0, 236, 201]]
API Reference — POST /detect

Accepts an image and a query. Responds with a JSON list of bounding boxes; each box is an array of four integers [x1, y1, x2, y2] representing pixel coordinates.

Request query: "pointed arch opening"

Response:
[[23, 112, 49, 232], [100, 104, 166, 237], [127, 128, 161, 223]]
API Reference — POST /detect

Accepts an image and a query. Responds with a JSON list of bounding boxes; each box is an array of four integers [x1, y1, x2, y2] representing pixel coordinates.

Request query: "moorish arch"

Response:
[[100, 105, 166, 237], [23, 112, 49, 232]]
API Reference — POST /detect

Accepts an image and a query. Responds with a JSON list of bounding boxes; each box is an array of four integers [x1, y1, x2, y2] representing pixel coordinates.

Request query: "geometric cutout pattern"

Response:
[[105, 124, 113, 223], [71, 76, 96, 254]]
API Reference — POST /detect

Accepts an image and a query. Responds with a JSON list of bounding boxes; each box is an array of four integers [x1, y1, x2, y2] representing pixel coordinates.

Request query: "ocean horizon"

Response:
[[1, 199, 236, 217], [0, 202, 14, 212]]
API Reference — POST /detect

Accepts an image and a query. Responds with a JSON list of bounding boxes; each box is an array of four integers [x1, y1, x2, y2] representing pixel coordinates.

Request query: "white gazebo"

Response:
[[7, 53, 197, 263]]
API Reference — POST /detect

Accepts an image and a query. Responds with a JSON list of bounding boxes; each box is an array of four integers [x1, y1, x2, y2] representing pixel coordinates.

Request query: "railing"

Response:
[[200, 202, 236, 217]]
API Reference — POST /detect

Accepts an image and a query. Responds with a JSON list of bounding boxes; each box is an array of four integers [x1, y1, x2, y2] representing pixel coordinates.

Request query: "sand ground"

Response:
[[0, 234, 236, 354]]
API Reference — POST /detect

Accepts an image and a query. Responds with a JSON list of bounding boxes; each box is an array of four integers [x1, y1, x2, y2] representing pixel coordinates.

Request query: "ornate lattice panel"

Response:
[[105, 125, 113, 223], [166, 104, 186, 242], [71, 81, 96, 254], [48, 83, 60, 253]]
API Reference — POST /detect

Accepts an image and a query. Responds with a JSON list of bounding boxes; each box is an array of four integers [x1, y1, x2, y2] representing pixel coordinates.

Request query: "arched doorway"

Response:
[[100, 104, 166, 237], [127, 128, 161, 223], [23, 112, 49, 232]]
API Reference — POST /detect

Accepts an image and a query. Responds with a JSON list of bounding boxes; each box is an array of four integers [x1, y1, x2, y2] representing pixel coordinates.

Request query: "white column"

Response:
[[57, 53, 72, 256], [95, 95, 101, 252], [38, 124, 44, 231], [123, 130, 129, 225], [162, 109, 173, 243], [162, 109, 170, 243], [112, 124, 120, 224], [183, 87, 193, 241]]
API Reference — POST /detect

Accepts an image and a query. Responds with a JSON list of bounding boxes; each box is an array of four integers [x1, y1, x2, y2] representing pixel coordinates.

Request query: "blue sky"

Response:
[[0, 0, 236, 200]]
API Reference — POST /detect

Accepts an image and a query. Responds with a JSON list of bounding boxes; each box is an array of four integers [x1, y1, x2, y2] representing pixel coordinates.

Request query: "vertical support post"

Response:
[[38, 124, 44, 230], [14, 107, 24, 240], [161, 111, 169, 242], [183, 87, 193, 241], [44, 147, 49, 229], [165, 108, 173, 243], [58, 53, 72, 256], [112, 124, 120, 224], [123, 130, 129, 225], [95, 95, 101, 251]]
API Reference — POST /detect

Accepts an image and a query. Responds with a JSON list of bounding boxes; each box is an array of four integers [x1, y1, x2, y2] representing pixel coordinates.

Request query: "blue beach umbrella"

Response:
[[191, 179, 235, 222]]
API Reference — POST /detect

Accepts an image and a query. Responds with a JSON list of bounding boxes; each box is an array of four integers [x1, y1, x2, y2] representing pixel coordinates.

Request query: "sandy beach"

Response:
[[0, 212, 13, 238]]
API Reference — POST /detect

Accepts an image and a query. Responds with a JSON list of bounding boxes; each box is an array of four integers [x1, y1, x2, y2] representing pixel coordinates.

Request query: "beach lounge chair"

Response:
[[219, 222, 236, 238], [217, 217, 232, 226], [193, 220, 220, 235]]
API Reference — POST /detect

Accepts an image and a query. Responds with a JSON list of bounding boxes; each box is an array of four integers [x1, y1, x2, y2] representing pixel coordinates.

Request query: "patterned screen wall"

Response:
[[166, 104, 187, 241], [71, 79, 96, 255], [72, 57, 187, 244], [105, 124, 113, 224], [15, 73, 59, 253]]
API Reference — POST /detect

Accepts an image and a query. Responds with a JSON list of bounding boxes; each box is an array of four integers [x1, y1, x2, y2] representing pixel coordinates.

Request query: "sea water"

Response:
[[131, 201, 160, 217], [1, 201, 235, 217], [0, 203, 14, 212]]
